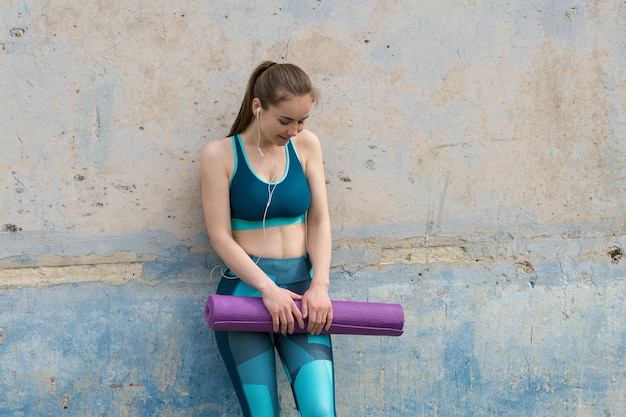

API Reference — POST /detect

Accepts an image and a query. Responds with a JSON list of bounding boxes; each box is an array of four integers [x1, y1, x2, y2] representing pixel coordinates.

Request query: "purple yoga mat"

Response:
[[204, 294, 404, 336]]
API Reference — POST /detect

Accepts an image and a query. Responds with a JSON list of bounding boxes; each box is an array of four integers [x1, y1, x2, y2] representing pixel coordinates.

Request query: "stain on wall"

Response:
[[1, 0, 625, 416]]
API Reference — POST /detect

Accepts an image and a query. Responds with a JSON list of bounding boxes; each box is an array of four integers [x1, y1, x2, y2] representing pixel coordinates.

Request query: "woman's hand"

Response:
[[260, 284, 305, 334], [301, 284, 333, 335]]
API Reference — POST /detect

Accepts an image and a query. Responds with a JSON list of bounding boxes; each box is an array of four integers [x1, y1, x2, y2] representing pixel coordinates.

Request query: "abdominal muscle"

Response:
[[232, 222, 307, 259]]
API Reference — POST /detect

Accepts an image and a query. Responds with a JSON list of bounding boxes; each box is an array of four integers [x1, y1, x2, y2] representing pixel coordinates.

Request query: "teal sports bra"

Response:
[[229, 134, 311, 231]]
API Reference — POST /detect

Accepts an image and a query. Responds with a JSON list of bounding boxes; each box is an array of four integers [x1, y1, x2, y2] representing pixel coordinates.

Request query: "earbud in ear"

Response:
[[256, 107, 261, 117]]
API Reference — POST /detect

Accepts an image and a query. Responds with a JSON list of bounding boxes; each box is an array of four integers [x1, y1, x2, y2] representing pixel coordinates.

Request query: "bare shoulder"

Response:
[[292, 129, 322, 155], [201, 137, 233, 165], [292, 130, 324, 176], [201, 137, 235, 182]]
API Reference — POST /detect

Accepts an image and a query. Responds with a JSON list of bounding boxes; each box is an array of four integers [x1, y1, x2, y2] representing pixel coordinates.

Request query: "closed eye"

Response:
[[279, 115, 310, 125]]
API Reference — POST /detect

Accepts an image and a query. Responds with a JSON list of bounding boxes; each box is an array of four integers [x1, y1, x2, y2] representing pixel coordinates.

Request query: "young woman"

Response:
[[201, 61, 337, 416]]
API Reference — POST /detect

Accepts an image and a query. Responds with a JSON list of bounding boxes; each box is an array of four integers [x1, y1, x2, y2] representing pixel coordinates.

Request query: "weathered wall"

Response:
[[1, 1, 625, 416]]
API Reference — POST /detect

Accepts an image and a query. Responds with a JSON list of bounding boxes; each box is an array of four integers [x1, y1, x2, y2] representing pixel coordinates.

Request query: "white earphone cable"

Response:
[[254, 107, 278, 266]]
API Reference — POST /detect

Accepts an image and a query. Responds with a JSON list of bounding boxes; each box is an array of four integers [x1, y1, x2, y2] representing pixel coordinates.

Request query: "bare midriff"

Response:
[[232, 222, 307, 259]]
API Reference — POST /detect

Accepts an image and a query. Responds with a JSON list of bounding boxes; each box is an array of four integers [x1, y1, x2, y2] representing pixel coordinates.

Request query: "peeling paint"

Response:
[[0, 262, 146, 288]]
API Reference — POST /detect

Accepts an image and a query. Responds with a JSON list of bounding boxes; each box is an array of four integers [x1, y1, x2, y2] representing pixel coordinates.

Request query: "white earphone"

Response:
[[256, 106, 264, 157], [253, 101, 278, 266]]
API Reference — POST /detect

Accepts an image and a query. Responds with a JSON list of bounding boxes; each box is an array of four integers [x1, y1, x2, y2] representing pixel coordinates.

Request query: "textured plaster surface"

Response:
[[1, 0, 625, 415]]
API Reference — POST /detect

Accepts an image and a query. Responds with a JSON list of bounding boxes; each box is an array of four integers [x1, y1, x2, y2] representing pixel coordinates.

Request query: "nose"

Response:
[[287, 122, 299, 137]]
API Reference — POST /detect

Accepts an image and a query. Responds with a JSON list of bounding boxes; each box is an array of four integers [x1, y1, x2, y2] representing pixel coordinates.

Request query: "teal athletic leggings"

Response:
[[215, 255, 337, 417]]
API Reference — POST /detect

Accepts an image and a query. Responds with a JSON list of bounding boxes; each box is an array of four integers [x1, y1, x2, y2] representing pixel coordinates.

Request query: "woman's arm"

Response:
[[200, 139, 305, 334], [296, 130, 334, 334]]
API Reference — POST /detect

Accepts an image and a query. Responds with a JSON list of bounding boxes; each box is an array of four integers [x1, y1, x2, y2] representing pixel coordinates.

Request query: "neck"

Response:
[[240, 126, 276, 156]]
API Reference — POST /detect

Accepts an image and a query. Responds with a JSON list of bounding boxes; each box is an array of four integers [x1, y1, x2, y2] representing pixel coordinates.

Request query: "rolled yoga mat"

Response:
[[204, 294, 404, 336]]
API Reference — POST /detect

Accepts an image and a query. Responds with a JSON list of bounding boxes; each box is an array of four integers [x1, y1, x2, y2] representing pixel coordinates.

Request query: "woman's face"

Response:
[[259, 94, 313, 146]]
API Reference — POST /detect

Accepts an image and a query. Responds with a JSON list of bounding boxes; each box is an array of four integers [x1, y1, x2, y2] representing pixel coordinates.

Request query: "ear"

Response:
[[252, 98, 262, 116]]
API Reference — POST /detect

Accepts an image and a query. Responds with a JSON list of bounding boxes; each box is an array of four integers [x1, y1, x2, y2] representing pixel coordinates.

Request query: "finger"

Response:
[[289, 291, 303, 301], [310, 322, 320, 335], [300, 301, 308, 320], [314, 319, 324, 335], [325, 311, 333, 331], [306, 309, 315, 333], [286, 308, 297, 334], [281, 314, 290, 334], [311, 309, 332, 334], [293, 307, 305, 331], [316, 315, 327, 334], [287, 316, 294, 335], [307, 311, 321, 334], [272, 315, 280, 333]]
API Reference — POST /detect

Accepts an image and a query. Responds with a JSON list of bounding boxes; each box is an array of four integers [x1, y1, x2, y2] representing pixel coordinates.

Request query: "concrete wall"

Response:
[[1, 1, 625, 415]]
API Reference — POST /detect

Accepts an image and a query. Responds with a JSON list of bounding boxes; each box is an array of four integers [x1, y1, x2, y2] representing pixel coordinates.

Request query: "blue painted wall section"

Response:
[[1, 0, 625, 415], [2, 234, 625, 416]]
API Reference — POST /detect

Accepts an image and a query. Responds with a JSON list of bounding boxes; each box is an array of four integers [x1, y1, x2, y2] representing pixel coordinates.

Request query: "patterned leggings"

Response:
[[214, 255, 337, 417]]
